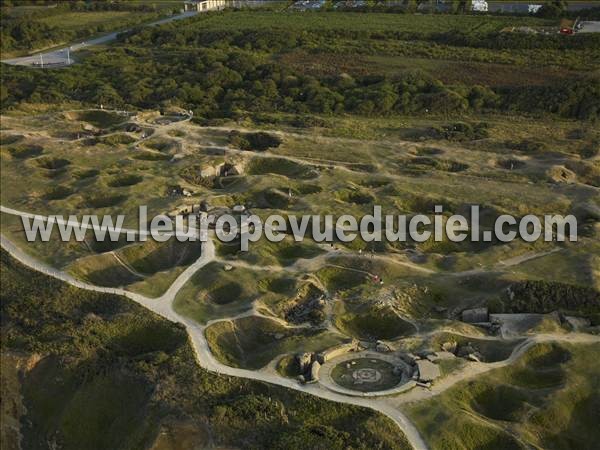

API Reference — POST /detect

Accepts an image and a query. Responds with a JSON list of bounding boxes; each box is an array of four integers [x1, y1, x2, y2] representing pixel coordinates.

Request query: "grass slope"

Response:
[[205, 316, 347, 370], [407, 342, 600, 450], [0, 250, 410, 450]]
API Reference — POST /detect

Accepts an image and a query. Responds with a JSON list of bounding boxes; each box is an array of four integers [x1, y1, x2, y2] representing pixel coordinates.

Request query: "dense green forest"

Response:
[[2, 10, 599, 121], [0, 250, 406, 449]]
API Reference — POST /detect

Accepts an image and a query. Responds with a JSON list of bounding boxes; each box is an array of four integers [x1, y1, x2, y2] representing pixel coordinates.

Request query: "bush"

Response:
[[432, 122, 489, 141], [229, 131, 282, 152], [506, 281, 600, 314]]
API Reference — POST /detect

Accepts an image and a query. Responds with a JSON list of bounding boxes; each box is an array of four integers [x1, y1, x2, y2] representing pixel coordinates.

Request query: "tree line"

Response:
[[2, 13, 599, 121]]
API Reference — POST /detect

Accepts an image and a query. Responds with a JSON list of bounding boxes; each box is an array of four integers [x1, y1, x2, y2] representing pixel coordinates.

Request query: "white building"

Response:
[[471, 0, 489, 12], [184, 0, 226, 12], [528, 4, 543, 14]]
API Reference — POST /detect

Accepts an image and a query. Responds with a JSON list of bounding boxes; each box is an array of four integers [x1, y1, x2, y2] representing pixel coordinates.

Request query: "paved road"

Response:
[[579, 21, 600, 33], [1, 11, 198, 68]]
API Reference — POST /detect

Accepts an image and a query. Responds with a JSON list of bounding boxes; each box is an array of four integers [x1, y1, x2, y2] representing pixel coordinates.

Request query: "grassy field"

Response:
[[205, 316, 348, 369], [2, 107, 597, 308], [1, 7, 167, 57], [36, 11, 156, 33], [334, 306, 417, 341], [407, 342, 600, 450], [173, 262, 281, 324], [189, 11, 553, 33]]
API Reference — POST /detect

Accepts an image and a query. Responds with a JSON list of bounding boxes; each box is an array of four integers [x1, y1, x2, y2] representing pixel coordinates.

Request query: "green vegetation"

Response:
[[505, 280, 600, 315], [66, 110, 126, 128], [2, 7, 600, 448], [64, 238, 201, 295], [1, 250, 410, 450], [276, 354, 303, 378], [35, 156, 70, 170], [6, 143, 43, 159], [3, 11, 599, 120], [247, 157, 319, 180], [106, 173, 143, 187], [173, 262, 266, 324], [67, 252, 143, 287], [205, 316, 347, 369], [335, 307, 417, 341], [407, 342, 600, 450], [118, 239, 201, 275], [1, 2, 165, 55], [228, 130, 283, 152], [219, 236, 325, 268], [43, 184, 74, 201]]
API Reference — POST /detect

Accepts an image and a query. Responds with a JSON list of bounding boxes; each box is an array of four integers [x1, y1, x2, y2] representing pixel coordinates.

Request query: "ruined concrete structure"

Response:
[[461, 307, 489, 323], [309, 360, 321, 382], [317, 340, 361, 364], [295, 352, 313, 373], [416, 360, 441, 383]]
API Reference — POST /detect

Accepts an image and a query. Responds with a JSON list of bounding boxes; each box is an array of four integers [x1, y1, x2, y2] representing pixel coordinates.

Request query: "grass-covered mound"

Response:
[[407, 342, 600, 450], [117, 239, 201, 276], [205, 316, 347, 370], [6, 144, 43, 159], [276, 354, 303, 378], [174, 262, 266, 324], [74, 168, 100, 179], [1, 251, 409, 450], [97, 133, 137, 146], [43, 185, 74, 201], [316, 265, 368, 293], [0, 133, 24, 145], [106, 173, 143, 187], [402, 156, 469, 173], [247, 157, 319, 180], [250, 188, 297, 210], [228, 130, 282, 152], [81, 192, 127, 208], [65, 239, 201, 296], [132, 150, 171, 161], [67, 110, 125, 128], [143, 137, 177, 153], [336, 189, 375, 205], [225, 237, 325, 268], [85, 232, 130, 254], [67, 253, 143, 287], [334, 306, 416, 341], [35, 156, 71, 170]]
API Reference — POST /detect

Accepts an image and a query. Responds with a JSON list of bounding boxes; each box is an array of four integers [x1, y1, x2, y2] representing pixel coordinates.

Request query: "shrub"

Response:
[[228, 131, 282, 152]]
